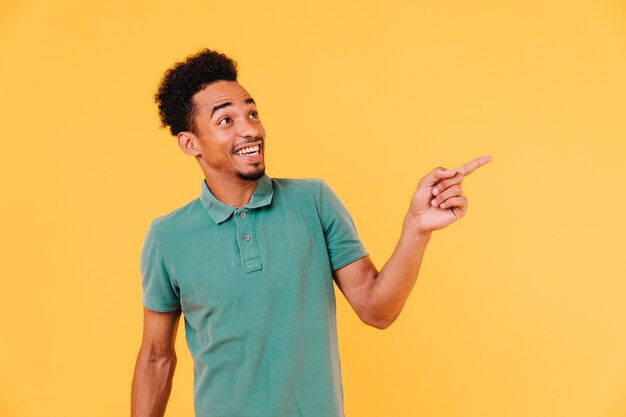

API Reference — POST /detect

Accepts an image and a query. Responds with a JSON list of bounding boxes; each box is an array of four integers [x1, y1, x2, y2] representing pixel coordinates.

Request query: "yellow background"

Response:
[[1, 0, 625, 416]]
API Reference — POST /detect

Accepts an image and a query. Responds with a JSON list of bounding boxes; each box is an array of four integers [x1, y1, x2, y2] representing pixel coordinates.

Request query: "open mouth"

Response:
[[233, 143, 262, 156]]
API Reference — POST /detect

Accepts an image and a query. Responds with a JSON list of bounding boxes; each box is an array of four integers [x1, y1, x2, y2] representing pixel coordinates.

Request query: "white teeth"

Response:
[[235, 145, 260, 155]]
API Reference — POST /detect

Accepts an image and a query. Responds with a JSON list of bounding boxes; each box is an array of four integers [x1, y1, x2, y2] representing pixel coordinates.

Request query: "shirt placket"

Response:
[[234, 208, 263, 273]]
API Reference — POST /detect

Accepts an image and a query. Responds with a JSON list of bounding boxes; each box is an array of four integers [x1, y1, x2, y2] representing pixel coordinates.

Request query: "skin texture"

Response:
[[177, 81, 266, 207], [131, 308, 181, 417], [332, 156, 492, 329], [131, 79, 492, 415]]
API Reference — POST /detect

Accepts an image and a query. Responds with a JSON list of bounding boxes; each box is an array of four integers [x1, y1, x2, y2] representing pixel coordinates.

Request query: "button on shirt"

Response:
[[140, 175, 368, 417]]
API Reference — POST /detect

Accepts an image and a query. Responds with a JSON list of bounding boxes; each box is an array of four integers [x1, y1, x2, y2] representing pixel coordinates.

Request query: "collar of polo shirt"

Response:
[[199, 174, 274, 224]]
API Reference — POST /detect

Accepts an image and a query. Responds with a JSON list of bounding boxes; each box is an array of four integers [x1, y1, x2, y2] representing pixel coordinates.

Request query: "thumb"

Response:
[[419, 167, 457, 188]]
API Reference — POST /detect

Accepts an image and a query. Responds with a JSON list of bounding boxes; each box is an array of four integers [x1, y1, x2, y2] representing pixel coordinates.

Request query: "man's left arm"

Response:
[[333, 155, 492, 329]]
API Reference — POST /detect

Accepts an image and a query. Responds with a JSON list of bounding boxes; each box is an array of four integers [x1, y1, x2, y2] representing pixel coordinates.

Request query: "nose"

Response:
[[237, 117, 263, 139]]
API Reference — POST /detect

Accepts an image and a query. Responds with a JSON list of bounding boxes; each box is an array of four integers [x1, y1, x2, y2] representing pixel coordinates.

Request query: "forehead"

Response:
[[192, 81, 251, 112]]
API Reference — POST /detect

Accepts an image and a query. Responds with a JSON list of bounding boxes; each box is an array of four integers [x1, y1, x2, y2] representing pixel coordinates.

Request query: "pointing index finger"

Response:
[[456, 155, 493, 176]]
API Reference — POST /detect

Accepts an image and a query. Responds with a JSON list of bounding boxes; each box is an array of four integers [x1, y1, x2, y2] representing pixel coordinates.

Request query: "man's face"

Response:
[[190, 81, 266, 181]]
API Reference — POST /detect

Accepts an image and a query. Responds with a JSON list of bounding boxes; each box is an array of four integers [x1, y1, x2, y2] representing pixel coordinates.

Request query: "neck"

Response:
[[203, 173, 259, 208]]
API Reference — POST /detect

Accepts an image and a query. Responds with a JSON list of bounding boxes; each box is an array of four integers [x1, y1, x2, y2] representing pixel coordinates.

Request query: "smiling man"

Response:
[[130, 49, 492, 417]]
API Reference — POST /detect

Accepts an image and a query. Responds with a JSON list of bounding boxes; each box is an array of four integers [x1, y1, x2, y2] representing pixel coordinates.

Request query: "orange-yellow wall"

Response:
[[1, 1, 625, 416]]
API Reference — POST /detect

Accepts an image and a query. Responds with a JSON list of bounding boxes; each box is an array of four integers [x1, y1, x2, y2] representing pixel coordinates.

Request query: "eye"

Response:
[[218, 116, 232, 125], [248, 110, 259, 119]]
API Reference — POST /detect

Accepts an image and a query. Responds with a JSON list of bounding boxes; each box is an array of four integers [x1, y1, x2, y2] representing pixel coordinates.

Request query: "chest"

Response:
[[163, 202, 333, 320]]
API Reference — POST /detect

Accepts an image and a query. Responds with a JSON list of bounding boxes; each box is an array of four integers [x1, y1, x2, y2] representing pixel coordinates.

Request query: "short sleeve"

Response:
[[319, 181, 369, 271], [139, 224, 181, 312]]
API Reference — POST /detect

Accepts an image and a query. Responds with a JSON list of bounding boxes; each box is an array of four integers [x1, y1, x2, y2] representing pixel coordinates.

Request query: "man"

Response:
[[131, 48, 492, 417]]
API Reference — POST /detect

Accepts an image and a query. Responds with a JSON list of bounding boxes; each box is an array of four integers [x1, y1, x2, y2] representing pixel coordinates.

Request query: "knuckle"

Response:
[[434, 166, 447, 175]]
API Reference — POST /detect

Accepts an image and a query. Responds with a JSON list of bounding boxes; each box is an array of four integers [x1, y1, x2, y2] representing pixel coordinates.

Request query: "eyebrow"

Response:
[[210, 97, 256, 118]]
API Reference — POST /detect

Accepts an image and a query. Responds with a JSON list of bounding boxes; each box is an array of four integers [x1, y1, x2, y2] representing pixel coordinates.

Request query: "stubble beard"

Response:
[[236, 165, 265, 181]]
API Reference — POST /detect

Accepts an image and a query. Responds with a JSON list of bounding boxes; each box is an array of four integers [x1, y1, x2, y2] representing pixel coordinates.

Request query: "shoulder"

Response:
[[147, 197, 206, 239], [268, 178, 348, 222], [270, 177, 348, 210], [270, 177, 329, 199]]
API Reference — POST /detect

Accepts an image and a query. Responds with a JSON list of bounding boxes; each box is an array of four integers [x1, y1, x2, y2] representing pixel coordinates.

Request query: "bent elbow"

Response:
[[360, 312, 395, 330], [368, 319, 393, 330]]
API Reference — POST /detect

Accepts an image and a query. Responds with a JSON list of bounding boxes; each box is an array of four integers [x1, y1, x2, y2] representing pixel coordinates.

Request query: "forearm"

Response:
[[366, 214, 432, 327], [131, 350, 177, 417], [339, 157, 491, 328]]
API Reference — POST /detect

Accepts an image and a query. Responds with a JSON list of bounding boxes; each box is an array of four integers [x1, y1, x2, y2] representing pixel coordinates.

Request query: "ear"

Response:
[[177, 131, 201, 156]]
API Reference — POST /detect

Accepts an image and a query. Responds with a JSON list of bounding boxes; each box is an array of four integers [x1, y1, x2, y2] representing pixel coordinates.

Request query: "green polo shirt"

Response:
[[140, 174, 368, 417]]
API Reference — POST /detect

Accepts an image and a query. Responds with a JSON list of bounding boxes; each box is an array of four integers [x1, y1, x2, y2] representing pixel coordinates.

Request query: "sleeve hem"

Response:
[[142, 296, 180, 312], [331, 247, 369, 271]]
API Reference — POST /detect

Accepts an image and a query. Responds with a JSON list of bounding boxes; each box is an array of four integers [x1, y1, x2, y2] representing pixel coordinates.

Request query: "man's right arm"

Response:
[[131, 307, 181, 417]]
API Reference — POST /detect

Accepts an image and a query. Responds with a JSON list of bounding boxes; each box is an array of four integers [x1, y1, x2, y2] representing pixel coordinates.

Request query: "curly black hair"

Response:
[[154, 49, 238, 136]]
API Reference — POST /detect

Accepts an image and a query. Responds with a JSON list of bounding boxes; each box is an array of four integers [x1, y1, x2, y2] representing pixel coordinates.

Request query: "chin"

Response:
[[237, 167, 265, 181]]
